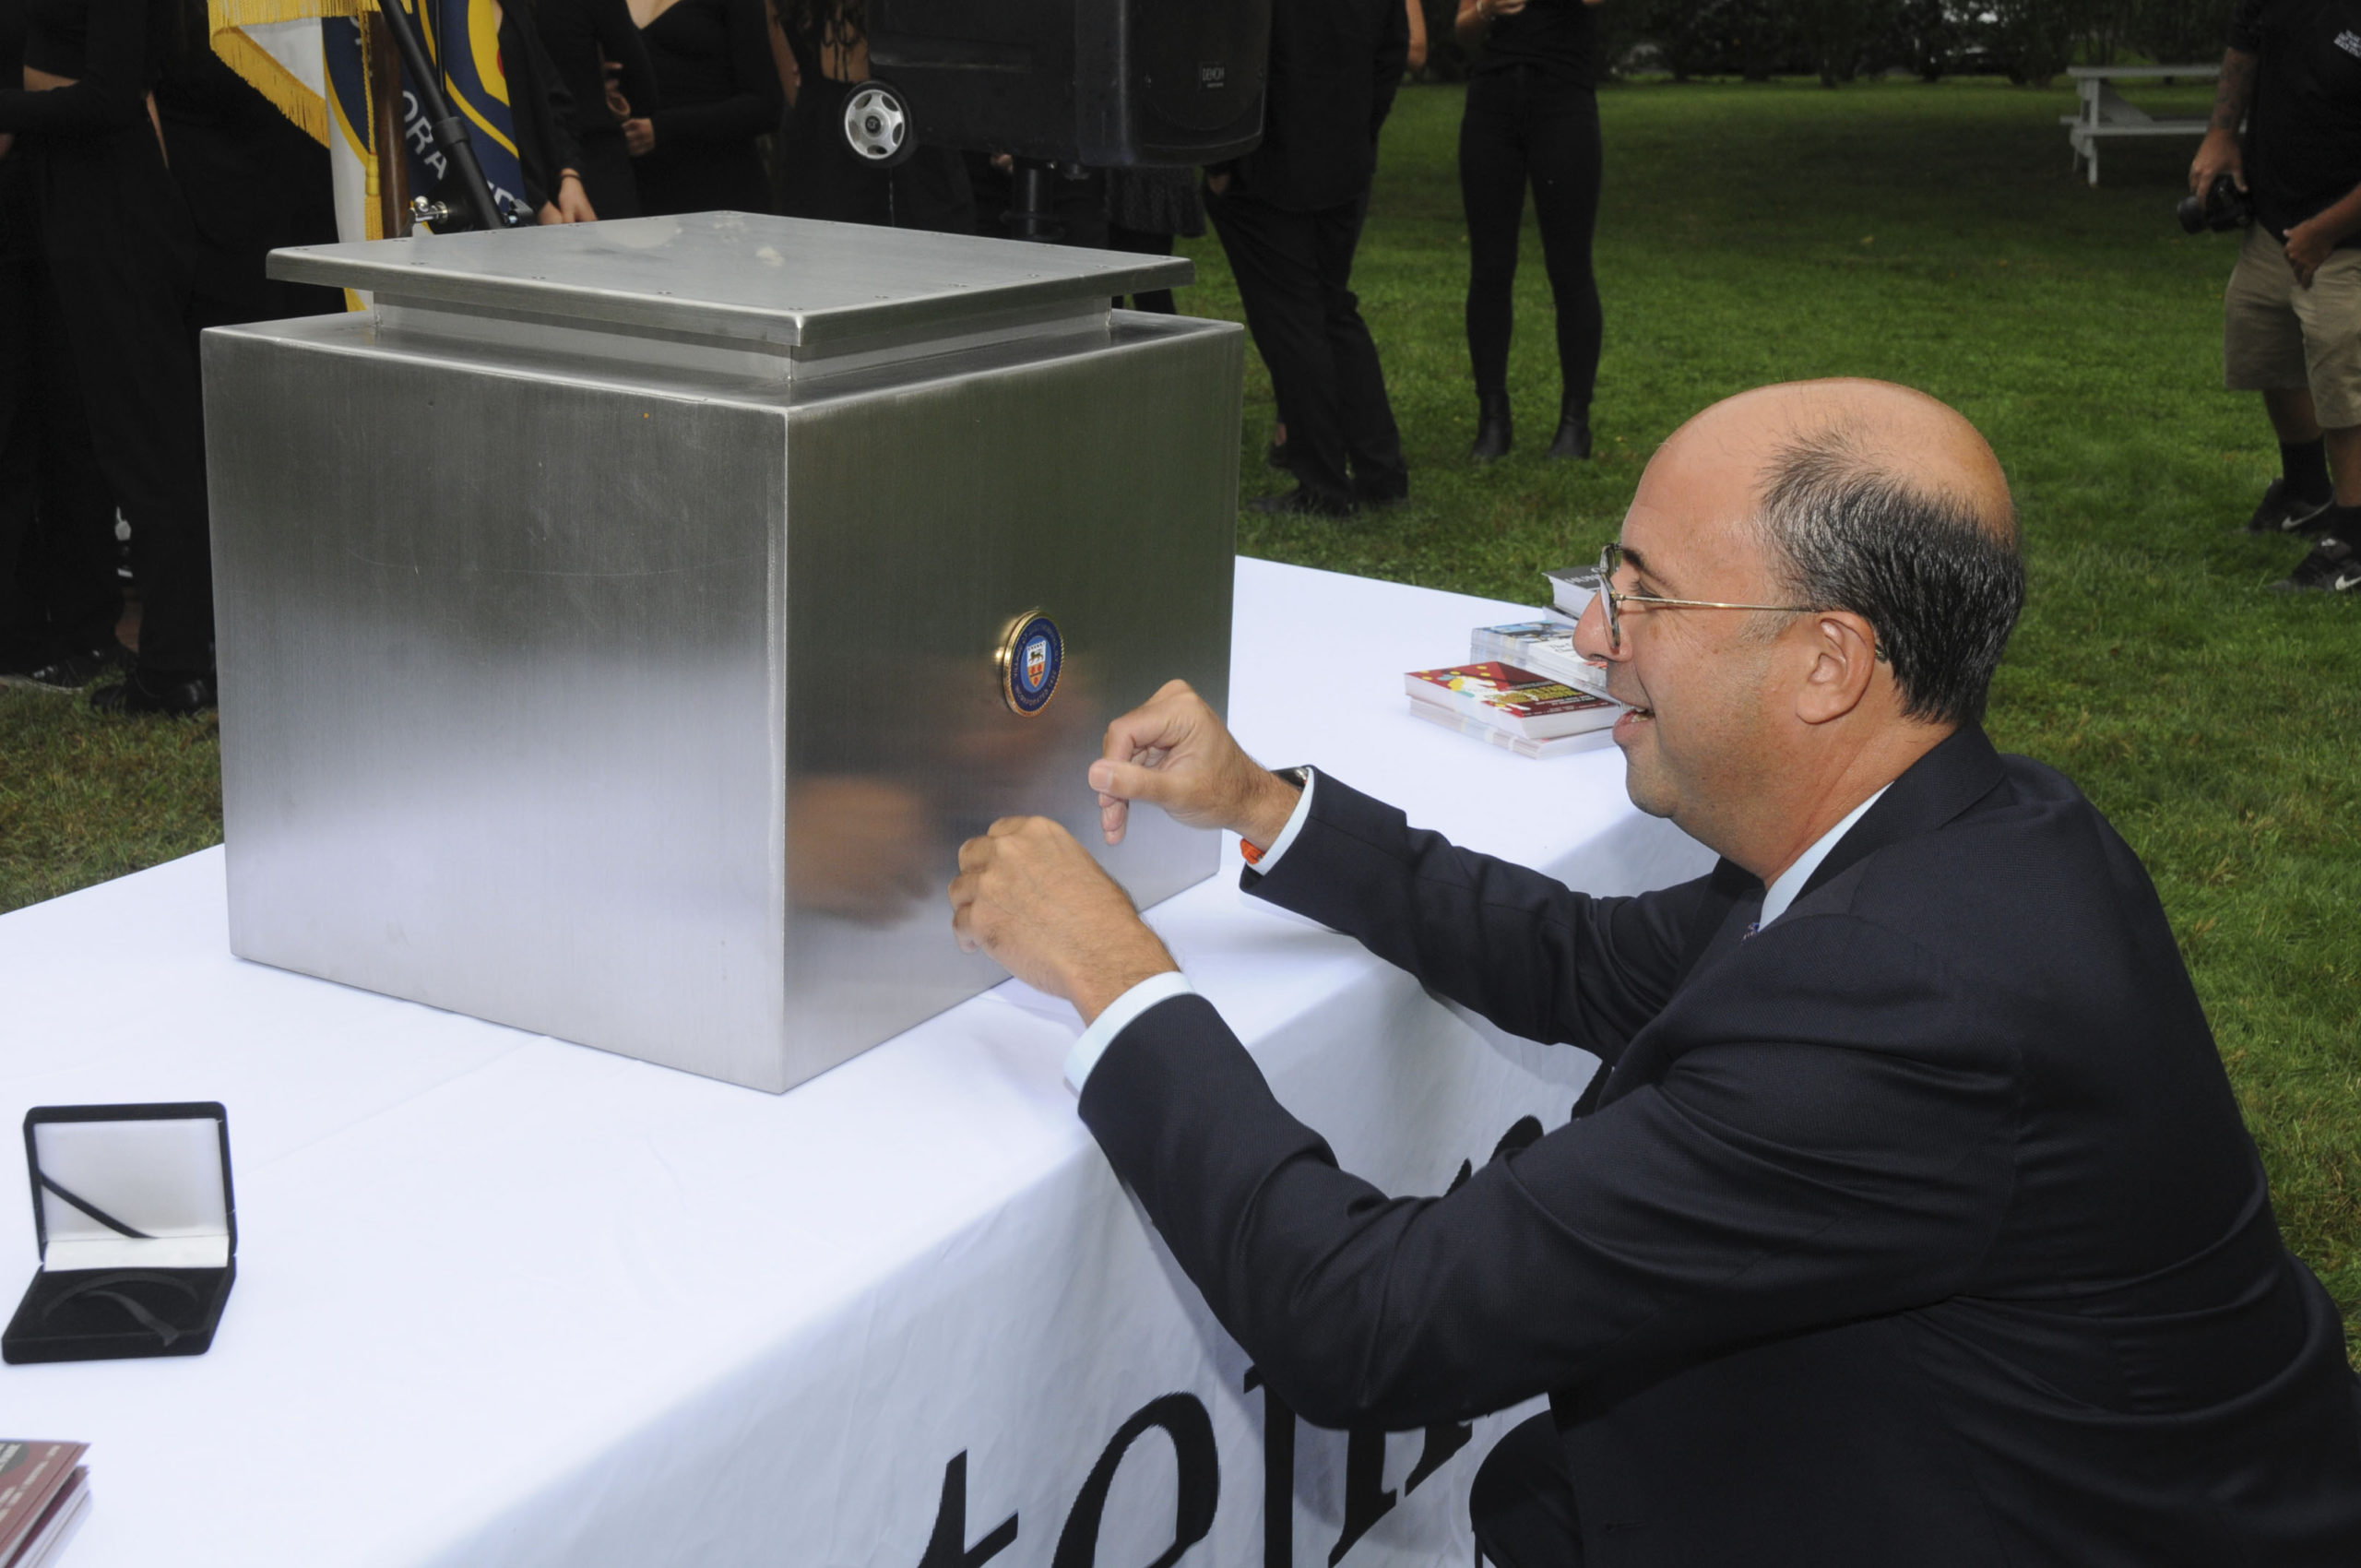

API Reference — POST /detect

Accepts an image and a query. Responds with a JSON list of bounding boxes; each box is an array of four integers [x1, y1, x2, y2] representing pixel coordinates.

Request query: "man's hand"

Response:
[[2286, 218, 2333, 287], [948, 816, 1177, 1020], [623, 117, 656, 157], [1088, 679, 1301, 849], [2189, 127, 2244, 198]]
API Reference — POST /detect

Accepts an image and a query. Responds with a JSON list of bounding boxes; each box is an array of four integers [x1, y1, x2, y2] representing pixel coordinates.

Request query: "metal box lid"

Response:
[[267, 212, 1192, 363]]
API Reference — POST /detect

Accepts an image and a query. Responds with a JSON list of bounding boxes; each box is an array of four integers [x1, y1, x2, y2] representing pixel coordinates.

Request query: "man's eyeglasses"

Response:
[[1585, 542, 1819, 653]]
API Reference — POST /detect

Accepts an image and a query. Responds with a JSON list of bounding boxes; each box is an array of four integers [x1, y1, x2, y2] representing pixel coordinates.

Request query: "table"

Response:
[[2061, 65, 2219, 185], [0, 560, 1713, 1568]]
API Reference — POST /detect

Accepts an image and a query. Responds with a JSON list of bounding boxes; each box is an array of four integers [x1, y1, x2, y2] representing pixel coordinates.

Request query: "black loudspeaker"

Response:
[[865, 0, 1273, 168]]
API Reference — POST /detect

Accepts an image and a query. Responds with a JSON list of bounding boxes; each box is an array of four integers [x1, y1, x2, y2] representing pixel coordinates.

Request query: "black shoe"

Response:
[[2245, 477, 2334, 535], [1470, 394, 1512, 463], [89, 667, 218, 716], [1547, 402, 1593, 461], [2268, 535, 2361, 594], [1247, 485, 1354, 518], [2, 639, 126, 693]]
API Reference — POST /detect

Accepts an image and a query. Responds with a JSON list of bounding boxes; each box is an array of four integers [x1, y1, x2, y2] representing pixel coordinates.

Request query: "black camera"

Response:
[[2177, 173, 2252, 234]]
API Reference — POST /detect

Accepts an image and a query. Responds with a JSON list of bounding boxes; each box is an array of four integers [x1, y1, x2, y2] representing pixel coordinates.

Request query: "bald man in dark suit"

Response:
[[949, 380, 2361, 1565]]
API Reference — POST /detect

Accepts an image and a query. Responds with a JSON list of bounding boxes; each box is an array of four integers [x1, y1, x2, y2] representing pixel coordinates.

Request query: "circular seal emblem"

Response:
[[997, 612, 1062, 718]]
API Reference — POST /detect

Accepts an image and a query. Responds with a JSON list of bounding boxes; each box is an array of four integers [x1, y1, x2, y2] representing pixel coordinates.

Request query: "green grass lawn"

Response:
[[3, 76, 2354, 1346]]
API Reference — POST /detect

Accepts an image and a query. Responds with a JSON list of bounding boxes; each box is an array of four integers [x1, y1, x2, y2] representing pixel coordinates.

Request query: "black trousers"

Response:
[[1471, 1413, 1584, 1567], [0, 165, 116, 662], [1206, 184, 1406, 507], [1459, 66, 1603, 411], [31, 126, 214, 677]]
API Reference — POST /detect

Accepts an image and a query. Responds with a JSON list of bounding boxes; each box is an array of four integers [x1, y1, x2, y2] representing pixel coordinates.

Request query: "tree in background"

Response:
[[1407, 0, 2231, 88]]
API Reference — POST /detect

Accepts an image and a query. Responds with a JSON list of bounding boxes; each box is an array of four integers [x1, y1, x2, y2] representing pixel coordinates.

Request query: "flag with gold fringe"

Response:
[[207, 0, 528, 257]]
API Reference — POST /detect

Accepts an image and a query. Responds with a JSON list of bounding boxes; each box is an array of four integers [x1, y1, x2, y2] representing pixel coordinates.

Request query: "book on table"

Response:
[[1543, 564, 1602, 620], [1470, 622, 1609, 698], [1407, 697, 1616, 759], [0, 1442, 89, 1568], [1405, 661, 1620, 746]]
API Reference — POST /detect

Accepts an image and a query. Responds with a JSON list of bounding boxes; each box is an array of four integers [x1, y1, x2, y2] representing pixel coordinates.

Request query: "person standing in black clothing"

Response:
[[0, 0, 116, 694], [1207, 0, 1409, 517], [623, 0, 779, 216], [2189, 0, 2361, 594], [529, 0, 658, 220], [1456, 0, 1605, 464], [0, 0, 218, 714], [0, 202, 115, 694]]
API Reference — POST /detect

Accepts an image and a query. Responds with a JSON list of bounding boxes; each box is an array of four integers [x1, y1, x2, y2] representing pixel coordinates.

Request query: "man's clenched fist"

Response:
[[948, 816, 1178, 1022], [1088, 680, 1301, 849]]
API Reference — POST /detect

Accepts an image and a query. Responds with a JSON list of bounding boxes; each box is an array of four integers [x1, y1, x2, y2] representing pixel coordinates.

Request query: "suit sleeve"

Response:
[[1243, 772, 1717, 1067], [1078, 912, 2018, 1431]]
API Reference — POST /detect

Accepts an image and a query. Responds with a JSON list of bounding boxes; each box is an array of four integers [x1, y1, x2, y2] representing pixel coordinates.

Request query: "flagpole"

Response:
[[373, 0, 505, 232], [366, 12, 409, 237]]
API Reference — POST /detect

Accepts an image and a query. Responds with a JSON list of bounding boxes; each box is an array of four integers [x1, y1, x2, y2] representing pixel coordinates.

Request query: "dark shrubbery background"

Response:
[[1417, 0, 2235, 87]]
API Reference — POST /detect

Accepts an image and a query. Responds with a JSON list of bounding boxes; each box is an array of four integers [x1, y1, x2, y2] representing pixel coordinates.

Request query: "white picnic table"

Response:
[[2062, 64, 2220, 185]]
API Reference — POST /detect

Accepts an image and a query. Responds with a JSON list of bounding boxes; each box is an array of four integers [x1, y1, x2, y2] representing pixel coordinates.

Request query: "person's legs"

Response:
[[1208, 186, 1354, 510], [1524, 83, 1603, 457], [1460, 70, 1529, 457], [1312, 195, 1406, 504], [2225, 225, 2334, 534], [35, 132, 216, 696], [23, 259, 122, 661], [1469, 1413, 1584, 1567], [2269, 247, 2361, 589]]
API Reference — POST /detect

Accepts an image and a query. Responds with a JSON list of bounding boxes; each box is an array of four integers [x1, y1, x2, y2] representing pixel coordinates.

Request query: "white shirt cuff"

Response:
[[1247, 768, 1317, 875], [1064, 970, 1196, 1094]]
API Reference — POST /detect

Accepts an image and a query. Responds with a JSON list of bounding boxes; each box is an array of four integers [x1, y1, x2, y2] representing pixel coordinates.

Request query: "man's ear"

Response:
[[1794, 611, 1880, 726]]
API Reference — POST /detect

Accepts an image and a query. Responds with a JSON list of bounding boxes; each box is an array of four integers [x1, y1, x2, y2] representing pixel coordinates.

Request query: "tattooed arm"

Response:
[[2189, 47, 2255, 196]]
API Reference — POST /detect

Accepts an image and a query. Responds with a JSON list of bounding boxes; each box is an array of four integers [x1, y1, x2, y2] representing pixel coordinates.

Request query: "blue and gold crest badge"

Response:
[[997, 612, 1062, 717]]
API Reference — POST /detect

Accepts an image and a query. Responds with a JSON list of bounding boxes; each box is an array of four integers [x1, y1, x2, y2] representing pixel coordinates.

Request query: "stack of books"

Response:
[[1405, 661, 1619, 760], [0, 1443, 88, 1568], [1404, 564, 1626, 762], [1468, 621, 1608, 699]]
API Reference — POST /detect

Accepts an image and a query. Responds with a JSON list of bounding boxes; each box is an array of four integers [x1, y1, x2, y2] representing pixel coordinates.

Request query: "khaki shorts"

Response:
[[2225, 224, 2361, 428]]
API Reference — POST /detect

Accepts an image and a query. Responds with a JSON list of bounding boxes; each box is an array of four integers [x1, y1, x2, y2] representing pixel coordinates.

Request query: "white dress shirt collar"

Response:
[[1758, 784, 1890, 929]]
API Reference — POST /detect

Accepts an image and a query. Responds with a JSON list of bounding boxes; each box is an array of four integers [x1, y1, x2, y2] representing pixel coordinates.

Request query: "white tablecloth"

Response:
[[0, 560, 1711, 1568]]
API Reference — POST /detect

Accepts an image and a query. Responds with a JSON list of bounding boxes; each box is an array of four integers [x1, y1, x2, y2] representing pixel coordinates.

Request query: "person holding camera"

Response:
[[2189, 0, 2361, 592]]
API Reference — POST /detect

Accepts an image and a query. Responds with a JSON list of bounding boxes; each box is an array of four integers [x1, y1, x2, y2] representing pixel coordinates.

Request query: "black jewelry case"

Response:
[[3, 1103, 236, 1364]]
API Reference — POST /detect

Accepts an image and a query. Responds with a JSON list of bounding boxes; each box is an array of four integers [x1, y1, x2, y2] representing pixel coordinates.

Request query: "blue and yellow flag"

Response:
[[209, 0, 531, 252], [394, 0, 528, 220]]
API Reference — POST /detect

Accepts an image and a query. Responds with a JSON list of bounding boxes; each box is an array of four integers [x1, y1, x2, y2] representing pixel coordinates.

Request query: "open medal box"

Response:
[[4, 1104, 236, 1363]]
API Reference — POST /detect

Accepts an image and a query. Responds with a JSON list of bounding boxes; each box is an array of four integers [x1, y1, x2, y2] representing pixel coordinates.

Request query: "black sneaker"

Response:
[[0, 640, 125, 693], [2245, 478, 2334, 535], [2268, 535, 2361, 594], [89, 668, 218, 716]]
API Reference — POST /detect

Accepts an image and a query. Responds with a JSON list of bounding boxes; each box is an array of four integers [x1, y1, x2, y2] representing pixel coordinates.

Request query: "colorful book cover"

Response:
[[1405, 661, 1619, 739]]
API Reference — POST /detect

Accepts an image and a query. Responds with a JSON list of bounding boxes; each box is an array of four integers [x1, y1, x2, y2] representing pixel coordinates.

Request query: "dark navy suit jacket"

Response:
[[1077, 727, 2361, 1564]]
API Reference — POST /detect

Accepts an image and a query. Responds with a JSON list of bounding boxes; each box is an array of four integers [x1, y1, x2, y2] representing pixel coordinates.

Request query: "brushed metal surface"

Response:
[[205, 302, 1240, 1093], [266, 213, 1194, 358]]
